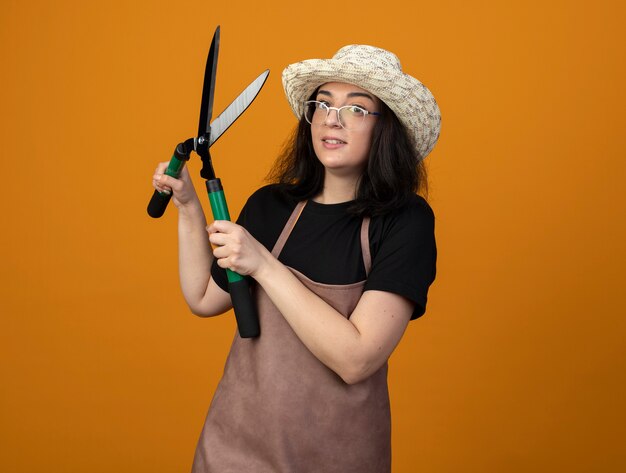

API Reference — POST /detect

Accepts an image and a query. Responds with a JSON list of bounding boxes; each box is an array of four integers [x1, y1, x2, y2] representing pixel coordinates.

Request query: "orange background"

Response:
[[2, 0, 625, 471]]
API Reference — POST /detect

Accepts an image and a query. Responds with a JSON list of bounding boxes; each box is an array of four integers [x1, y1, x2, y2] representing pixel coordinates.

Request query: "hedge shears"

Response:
[[147, 26, 268, 338]]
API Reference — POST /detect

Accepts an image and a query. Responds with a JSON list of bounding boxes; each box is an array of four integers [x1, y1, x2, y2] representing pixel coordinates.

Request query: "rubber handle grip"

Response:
[[229, 278, 260, 338], [147, 190, 173, 218], [207, 178, 260, 338], [147, 150, 187, 218]]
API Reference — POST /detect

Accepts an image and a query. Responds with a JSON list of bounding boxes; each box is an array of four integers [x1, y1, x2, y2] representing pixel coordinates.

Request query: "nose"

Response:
[[323, 107, 342, 128]]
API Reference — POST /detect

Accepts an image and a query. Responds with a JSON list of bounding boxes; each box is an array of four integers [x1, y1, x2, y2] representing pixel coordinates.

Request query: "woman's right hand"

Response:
[[152, 163, 200, 209]]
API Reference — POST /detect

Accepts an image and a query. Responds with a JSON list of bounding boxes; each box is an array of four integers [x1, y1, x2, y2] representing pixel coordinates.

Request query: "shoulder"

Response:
[[397, 194, 434, 223], [372, 194, 435, 239], [244, 184, 296, 212], [368, 194, 436, 269]]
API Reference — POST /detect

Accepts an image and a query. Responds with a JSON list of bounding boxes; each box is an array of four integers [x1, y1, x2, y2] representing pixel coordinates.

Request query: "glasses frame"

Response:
[[304, 100, 381, 130]]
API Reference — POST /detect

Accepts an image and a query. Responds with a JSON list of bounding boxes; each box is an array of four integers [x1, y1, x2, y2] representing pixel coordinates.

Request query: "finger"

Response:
[[212, 245, 230, 259], [216, 257, 231, 270], [153, 160, 185, 183], [208, 220, 239, 234], [152, 163, 171, 187], [153, 172, 175, 184], [153, 166, 171, 186], [152, 176, 170, 193], [208, 231, 229, 246], [154, 161, 170, 173], [152, 178, 171, 194], [158, 174, 184, 193]]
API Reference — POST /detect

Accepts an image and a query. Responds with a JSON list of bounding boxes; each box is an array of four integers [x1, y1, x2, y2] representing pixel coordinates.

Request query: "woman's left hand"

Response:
[[207, 221, 271, 278]]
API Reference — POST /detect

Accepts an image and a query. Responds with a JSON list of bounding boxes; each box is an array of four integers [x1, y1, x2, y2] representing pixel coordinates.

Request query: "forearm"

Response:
[[177, 200, 213, 312], [254, 255, 368, 384]]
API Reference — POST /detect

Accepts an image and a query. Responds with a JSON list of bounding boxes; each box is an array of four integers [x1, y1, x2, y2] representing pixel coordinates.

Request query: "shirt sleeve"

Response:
[[364, 197, 437, 320]]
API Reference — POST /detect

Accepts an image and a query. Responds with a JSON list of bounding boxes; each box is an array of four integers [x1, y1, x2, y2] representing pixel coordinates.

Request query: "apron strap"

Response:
[[271, 201, 307, 258], [271, 200, 372, 277]]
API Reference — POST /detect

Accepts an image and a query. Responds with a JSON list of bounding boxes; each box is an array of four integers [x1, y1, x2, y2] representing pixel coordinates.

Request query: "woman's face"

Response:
[[310, 82, 380, 179]]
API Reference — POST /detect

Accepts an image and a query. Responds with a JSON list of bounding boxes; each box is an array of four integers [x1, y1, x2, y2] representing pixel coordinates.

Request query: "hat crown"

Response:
[[332, 45, 403, 72]]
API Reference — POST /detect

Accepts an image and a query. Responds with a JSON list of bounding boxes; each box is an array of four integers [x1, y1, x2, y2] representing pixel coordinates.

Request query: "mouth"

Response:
[[322, 137, 347, 145]]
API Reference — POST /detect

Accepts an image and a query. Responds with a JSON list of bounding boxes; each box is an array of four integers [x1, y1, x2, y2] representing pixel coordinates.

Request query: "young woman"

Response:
[[152, 44, 441, 472]]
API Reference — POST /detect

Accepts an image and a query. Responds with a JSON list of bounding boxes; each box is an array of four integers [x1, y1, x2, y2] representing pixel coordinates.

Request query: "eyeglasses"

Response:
[[304, 100, 381, 130]]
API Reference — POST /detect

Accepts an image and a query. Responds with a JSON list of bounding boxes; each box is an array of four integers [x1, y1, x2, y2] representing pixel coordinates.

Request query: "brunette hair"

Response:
[[267, 99, 428, 216]]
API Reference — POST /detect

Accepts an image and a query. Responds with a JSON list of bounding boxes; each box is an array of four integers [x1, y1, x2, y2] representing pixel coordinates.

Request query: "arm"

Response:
[[153, 164, 232, 317], [256, 257, 413, 384], [209, 221, 414, 384]]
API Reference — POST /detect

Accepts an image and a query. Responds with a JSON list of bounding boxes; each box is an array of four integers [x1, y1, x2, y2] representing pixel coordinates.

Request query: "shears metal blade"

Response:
[[202, 69, 270, 149], [194, 28, 269, 181], [197, 26, 220, 140]]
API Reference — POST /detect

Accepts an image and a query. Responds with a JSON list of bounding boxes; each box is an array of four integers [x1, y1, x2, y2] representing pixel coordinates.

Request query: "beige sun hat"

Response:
[[282, 44, 441, 160]]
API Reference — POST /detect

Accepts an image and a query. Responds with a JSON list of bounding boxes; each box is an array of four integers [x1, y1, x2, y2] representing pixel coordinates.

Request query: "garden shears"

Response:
[[147, 25, 268, 338]]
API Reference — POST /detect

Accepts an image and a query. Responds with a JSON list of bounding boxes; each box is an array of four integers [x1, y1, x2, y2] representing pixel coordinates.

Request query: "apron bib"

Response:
[[192, 201, 391, 473]]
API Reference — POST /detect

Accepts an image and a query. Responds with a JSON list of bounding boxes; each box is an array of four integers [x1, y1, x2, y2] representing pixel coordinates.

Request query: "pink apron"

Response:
[[192, 201, 391, 472]]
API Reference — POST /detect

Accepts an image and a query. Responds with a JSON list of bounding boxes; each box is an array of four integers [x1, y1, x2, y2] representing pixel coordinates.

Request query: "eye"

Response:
[[346, 105, 366, 117], [316, 101, 331, 110]]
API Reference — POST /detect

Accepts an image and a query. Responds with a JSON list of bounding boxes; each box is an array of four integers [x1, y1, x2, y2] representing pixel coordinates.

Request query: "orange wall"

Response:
[[1, 0, 625, 471]]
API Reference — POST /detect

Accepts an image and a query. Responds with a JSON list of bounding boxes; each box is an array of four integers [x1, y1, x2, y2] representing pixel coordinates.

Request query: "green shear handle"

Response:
[[207, 179, 259, 338]]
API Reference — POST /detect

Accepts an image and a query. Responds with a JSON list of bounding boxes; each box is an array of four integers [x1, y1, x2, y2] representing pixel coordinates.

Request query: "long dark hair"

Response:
[[267, 98, 428, 216]]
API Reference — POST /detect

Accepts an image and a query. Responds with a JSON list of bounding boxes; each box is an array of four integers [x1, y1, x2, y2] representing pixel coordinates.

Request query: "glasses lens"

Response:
[[304, 101, 323, 125], [338, 106, 366, 130]]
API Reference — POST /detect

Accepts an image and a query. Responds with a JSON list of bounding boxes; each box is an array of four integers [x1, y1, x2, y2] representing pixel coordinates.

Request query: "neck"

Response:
[[313, 171, 360, 204]]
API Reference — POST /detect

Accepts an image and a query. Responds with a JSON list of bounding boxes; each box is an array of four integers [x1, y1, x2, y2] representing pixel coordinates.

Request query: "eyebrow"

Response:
[[317, 89, 376, 103]]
